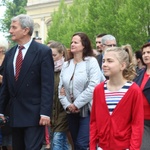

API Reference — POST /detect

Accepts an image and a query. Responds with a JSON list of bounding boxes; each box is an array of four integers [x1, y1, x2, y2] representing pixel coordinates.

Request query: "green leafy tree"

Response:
[[1, 0, 27, 43], [117, 0, 150, 50], [46, 0, 88, 48], [46, 0, 69, 46], [85, 0, 101, 42], [47, 0, 150, 50], [87, 0, 127, 47]]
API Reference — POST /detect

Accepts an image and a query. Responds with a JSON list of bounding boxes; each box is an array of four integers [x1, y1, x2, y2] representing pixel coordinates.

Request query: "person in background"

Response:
[[97, 34, 117, 69], [101, 34, 117, 50], [90, 45, 143, 150], [134, 50, 146, 73], [0, 37, 8, 84], [49, 41, 72, 150], [96, 33, 107, 54], [0, 37, 12, 150], [93, 49, 99, 57], [0, 36, 8, 90], [95, 33, 107, 69], [134, 42, 150, 150], [47, 40, 56, 47], [33, 37, 42, 43], [33, 37, 51, 150], [0, 14, 54, 150], [59, 32, 105, 150]]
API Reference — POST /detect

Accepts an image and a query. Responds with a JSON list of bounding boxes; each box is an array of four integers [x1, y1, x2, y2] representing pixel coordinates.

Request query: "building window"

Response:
[[34, 23, 40, 37], [35, 31, 39, 37]]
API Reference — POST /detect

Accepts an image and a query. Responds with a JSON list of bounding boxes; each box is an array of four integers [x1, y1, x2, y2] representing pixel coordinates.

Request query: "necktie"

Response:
[[15, 45, 24, 81]]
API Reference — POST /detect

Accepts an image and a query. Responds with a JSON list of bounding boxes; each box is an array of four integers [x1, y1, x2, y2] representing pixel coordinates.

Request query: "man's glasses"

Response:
[[103, 44, 116, 47]]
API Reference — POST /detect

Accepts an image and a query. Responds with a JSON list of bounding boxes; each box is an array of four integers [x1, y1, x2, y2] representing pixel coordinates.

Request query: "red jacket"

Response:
[[90, 82, 144, 150]]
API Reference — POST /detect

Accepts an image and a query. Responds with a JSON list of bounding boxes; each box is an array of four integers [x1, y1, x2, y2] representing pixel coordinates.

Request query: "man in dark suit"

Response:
[[95, 33, 107, 69], [0, 14, 54, 150], [96, 34, 117, 69]]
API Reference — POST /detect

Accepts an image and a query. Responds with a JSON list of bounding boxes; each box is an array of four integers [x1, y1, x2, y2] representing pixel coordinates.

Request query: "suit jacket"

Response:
[[96, 53, 103, 69], [134, 68, 150, 103], [0, 40, 54, 127]]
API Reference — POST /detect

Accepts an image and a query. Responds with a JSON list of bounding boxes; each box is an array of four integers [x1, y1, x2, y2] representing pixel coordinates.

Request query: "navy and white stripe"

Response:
[[104, 81, 133, 115]]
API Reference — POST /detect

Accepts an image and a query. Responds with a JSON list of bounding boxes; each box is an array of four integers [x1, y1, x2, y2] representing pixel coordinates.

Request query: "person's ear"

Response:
[[23, 27, 30, 35], [120, 62, 126, 71]]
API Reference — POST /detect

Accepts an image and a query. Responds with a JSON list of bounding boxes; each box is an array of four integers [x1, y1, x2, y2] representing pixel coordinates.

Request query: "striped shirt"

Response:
[[104, 81, 133, 115]]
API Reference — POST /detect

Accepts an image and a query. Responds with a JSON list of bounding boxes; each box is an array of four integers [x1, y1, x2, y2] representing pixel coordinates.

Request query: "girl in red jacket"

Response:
[[90, 45, 144, 150]]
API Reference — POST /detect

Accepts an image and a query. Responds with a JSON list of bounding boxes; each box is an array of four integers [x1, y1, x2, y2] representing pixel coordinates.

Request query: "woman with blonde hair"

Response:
[[90, 45, 144, 150]]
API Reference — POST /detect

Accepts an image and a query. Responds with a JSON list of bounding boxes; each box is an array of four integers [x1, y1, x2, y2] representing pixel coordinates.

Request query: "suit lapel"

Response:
[[144, 78, 150, 90], [135, 69, 145, 86], [137, 68, 150, 90], [15, 41, 37, 92], [7, 46, 17, 92], [135, 68, 150, 103]]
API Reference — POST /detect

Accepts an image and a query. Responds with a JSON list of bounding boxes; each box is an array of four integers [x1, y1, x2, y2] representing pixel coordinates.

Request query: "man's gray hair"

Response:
[[101, 34, 116, 45], [11, 14, 34, 36]]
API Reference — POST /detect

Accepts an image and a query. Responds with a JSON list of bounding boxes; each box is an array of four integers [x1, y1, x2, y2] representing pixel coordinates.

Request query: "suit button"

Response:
[[26, 84, 29, 87]]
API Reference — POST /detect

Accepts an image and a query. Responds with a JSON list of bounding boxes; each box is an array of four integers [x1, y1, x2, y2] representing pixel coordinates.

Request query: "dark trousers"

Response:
[[12, 126, 44, 150], [140, 124, 150, 150], [67, 113, 90, 150]]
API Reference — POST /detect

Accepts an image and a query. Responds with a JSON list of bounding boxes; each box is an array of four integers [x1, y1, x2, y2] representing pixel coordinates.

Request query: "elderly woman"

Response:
[[0, 36, 12, 150], [0, 36, 9, 84]]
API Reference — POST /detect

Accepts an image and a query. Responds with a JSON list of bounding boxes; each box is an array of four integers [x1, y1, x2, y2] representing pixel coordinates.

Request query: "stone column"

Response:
[[41, 17, 45, 43]]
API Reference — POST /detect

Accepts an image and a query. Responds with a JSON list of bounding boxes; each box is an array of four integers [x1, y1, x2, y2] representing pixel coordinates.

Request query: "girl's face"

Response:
[[102, 51, 125, 77], [70, 35, 84, 54], [142, 46, 150, 65], [51, 48, 63, 62]]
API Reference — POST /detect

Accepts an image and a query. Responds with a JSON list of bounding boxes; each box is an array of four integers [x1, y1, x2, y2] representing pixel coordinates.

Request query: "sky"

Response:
[[0, 5, 5, 16]]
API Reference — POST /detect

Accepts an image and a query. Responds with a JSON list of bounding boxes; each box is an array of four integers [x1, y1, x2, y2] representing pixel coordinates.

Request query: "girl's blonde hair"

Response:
[[105, 44, 136, 81]]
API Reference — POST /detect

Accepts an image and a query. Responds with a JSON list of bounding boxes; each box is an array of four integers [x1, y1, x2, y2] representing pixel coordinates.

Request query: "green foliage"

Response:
[[87, 0, 116, 46], [116, 0, 150, 50], [1, 0, 149, 50], [46, 0, 69, 46], [2, 0, 27, 32], [46, 0, 89, 48], [1, 0, 27, 45], [46, 0, 150, 50], [85, 0, 101, 46]]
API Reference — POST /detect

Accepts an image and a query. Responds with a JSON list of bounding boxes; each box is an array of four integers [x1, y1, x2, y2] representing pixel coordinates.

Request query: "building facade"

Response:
[[26, 0, 72, 43]]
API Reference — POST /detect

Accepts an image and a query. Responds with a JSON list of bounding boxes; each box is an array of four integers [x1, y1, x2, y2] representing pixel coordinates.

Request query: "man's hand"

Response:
[[39, 116, 50, 126]]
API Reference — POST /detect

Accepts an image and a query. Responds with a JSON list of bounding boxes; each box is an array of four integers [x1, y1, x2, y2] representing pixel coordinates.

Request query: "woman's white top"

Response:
[[59, 56, 105, 111]]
